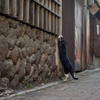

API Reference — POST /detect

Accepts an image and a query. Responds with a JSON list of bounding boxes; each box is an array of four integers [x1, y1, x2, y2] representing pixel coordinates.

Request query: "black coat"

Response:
[[58, 38, 72, 74], [58, 38, 78, 80]]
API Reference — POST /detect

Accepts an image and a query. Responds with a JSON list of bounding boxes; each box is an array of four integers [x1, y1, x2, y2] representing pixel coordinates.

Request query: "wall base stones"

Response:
[[0, 15, 57, 88]]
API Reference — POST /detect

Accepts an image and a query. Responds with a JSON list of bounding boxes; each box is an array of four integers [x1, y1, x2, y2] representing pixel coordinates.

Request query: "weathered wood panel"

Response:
[[62, 0, 75, 67]]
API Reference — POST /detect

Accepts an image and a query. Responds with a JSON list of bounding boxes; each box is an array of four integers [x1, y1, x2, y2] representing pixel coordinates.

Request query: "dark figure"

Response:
[[58, 35, 78, 81]]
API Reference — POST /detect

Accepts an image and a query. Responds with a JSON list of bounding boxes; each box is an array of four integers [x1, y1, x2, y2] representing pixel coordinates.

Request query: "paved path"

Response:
[[8, 70, 100, 100]]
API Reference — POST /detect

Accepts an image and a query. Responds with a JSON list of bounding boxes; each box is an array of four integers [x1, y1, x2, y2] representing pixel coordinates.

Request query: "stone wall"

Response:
[[0, 15, 57, 88]]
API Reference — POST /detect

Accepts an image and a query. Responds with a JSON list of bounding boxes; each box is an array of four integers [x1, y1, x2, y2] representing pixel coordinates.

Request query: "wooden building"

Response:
[[62, 0, 100, 71]]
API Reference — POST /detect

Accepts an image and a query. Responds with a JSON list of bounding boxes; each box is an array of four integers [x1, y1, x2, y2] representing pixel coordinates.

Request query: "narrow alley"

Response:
[[8, 70, 100, 100], [0, 0, 100, 100]]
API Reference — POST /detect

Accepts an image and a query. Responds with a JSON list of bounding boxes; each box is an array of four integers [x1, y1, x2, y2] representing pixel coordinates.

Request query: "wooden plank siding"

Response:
[[0, 0, 61, 35], [62, 0, 75, 68]]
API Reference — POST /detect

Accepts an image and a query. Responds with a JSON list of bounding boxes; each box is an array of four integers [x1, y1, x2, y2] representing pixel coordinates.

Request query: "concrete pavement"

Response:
[[4, 69, 100, 100]]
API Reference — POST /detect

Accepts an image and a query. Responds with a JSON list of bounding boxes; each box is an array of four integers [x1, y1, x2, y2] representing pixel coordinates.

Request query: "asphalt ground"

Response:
[[1, 69, 100, 100]]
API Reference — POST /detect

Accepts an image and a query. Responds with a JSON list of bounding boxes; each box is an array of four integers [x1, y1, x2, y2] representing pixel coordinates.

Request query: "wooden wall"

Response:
[[0, 0, 62, 35], [62, 0, 75, 67]]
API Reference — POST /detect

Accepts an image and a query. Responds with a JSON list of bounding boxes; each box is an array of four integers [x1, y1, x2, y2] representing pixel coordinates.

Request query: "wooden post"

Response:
[[48, 0, 51, 9], [18, 0, 24, 20], [55, 4, 59, 34], [57, 0, 59, 3], [52, 14, 55, 33], [40, 0, 44, 29], [40, 7, 44, 29], [44, 10, 48, 30], [44, 0, 48, 30], [0, 0, 1, 12], [59, 0, 62, 35], [55, 17, 58, 34], [24, 0, 30, 23], [9, 0, 11, 15], [0, 0, 1, 5], [51, 1, 55, 33], [48, 0, 51, 32], [30, 2, 35, 25], [11, 0, 17, 17], [56, 4, 58, 14], [0, 0, 3, 13], [35, 4, 40, 27], [4, 0, 9, 14], [44, 0, 48, 7], [39, 0, 44, 4], [55, 0, 63, 78]]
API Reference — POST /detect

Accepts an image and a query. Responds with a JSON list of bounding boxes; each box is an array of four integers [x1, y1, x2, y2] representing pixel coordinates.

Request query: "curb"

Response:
[[0, 81, 64, 100], [0, 68, 100, 100]]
